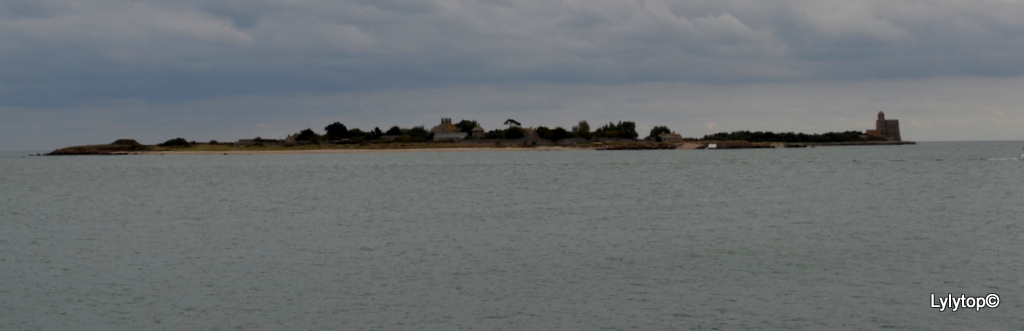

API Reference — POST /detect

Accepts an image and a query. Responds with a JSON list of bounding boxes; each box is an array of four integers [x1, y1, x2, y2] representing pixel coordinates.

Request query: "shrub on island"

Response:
[[159, 138, 190, 147]]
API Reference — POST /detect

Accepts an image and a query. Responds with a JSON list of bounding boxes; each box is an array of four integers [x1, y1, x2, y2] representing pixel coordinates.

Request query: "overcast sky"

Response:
[[3, 0, 1023, 151]]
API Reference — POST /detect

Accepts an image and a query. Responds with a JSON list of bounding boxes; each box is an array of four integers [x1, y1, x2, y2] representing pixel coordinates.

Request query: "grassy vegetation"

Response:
[[47, 143, 151, 155]]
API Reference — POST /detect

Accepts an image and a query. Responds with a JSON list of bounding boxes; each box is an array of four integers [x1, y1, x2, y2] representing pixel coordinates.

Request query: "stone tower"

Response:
[[875, 111, 902, 141]]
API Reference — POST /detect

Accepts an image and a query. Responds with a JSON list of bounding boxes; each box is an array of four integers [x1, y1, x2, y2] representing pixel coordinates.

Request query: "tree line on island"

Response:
[[152, 117, 884, 147], [281, 119, 642, 144], [701, 130, 886, 143]]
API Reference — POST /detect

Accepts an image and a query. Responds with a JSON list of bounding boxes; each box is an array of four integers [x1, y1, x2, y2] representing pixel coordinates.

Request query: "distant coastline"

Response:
[[45, 112, 914, 155], [44, 140, 914, 156]]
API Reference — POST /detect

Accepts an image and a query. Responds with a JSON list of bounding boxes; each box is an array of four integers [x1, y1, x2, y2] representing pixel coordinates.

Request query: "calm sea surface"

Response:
[[2, 141, 1022, 330]]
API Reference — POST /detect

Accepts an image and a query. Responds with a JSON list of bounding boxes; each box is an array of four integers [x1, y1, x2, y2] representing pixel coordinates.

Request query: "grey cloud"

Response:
[[0, 0, 79, 19], [199, 1, 284, 29], [352, 0, 438, 15], [2, 0, 1024, 111]]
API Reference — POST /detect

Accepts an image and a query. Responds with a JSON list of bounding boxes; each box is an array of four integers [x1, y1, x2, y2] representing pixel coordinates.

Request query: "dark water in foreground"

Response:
[[2, 141, 1022, 330]]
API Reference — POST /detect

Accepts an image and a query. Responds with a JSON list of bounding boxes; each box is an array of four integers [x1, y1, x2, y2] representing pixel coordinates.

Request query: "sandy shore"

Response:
[[45, 140, 914, 156], [142, 146, 595, 155], [64, 142, 709, 155]]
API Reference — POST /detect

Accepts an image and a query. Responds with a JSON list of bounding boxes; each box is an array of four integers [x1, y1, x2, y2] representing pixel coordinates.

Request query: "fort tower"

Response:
[[875, 111, 902, 141]]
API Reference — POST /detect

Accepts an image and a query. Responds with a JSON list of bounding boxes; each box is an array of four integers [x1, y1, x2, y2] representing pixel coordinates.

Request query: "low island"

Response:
[[46, 112, 914, 155]]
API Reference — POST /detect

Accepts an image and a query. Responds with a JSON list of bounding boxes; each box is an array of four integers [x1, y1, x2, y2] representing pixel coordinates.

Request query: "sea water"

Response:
[[1, 141, 1022, 330]]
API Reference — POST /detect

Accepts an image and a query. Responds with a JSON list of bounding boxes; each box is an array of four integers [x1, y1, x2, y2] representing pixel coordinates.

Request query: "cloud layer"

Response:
[[2, 0, 1023, 149]]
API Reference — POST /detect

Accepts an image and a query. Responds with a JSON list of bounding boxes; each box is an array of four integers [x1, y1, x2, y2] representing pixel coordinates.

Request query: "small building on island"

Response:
[[431, 118, 468, 142]]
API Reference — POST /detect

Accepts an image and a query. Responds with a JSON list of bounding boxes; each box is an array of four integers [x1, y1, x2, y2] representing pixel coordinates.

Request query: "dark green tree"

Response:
[[483, 129, 506, 139], [621, 121, 638, 139], [324, 122, 348, 140], [385, 126, 403, 136], [574, 120, 591, 139], [455, 120, 480, 133], [296, 128, 319, 142], [159, 137, 190, 147], [550, 127, 570, 141], [506, 127, 525, 139], [504, 119, 521, 127], [347, 128, 367, 142], [595, 121, 638, 139], [404, 126, 430, 141], [534, 126, 552, 140], [648, 126, 672, 141]]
